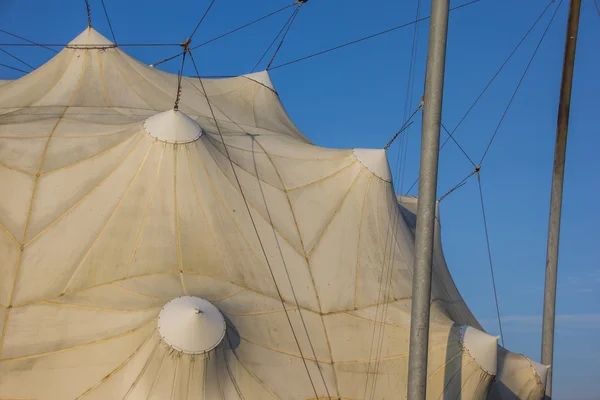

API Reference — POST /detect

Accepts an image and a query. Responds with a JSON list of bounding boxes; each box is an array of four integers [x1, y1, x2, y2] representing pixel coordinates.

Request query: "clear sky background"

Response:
[[1, 0, 599, 398]]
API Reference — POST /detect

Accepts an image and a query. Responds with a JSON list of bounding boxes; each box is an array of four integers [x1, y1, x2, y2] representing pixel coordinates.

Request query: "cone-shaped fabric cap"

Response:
[[460, 325, 499, 375], [157, 296, 226, 354], [530, 359, 550, 388], [144, 109, 203, 143], [353, 148, 392, 181], [68, 27, 114, 47]]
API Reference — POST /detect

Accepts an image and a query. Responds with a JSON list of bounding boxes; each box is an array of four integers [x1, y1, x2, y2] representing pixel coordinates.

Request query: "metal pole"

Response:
[[406, 0, 449, 399], [541, 0, 581, 397]]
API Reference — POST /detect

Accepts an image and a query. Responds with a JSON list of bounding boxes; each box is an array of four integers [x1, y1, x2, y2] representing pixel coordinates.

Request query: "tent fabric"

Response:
[[0, 28, 538, 399], [396, 198, 548, 399], [488, 347, 548, 400]]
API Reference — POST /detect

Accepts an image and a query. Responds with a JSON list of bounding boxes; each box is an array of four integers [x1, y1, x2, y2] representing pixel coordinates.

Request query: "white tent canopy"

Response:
[[0, 28, 545, 399]]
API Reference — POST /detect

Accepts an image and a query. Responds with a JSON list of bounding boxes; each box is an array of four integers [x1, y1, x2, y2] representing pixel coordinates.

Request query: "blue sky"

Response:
[[1, 0, 599, 398]]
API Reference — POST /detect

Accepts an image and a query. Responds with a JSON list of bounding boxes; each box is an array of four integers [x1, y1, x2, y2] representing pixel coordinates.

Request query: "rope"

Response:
[[150, 3, 296, 68], [438, 167, 479, 203], [0, 48, 34, 70], [395, 0, 422, 193], [0, 63, 27, 73], [404, 120, 468, 195], [383, 121, 414, 151], [186, 49, 323, 400], [383, 104, 422, 150], [0, 43, 181, 47], [479, 0, 564, 166], [84, 0, 92, 28], [268, 0, 481, 71], [251, 5, 301, 72], [439, 0, 556, 155], [189, 0, 217, 40], [368, 5, 423, 394], [476, 172, 505, 346], [100, 0, 117, 44], [249, 138, 333, 400], [363, 154, 406, 400], [594, 0, 600, 17], [0, 29, 58, 53], [441, 123, 476, 167], [403, 0, 559, 195], [173, 39, 191, 111], [266, 2, 304, 70], [183, 62, 332, 397]]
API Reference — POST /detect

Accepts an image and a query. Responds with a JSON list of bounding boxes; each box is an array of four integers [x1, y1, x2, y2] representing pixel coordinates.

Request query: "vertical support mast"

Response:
[[541, 0, 581, 397], [406, 1, 449, 399]]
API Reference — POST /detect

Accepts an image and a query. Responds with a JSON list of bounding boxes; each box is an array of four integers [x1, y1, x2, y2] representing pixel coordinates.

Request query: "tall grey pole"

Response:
[[541, 0, 581, 397], [406, 0, 449, 399]]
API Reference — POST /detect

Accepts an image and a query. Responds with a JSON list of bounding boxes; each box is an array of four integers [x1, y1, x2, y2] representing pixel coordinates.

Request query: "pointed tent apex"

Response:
[[353, 148, 392, 182], [158, 296, 226, 355], [460, 325, 499, 375], [528, 359, 550, 388], [68, 27, 114, 47], [143, 109, 203, 144], [243, 71, 276, 91]]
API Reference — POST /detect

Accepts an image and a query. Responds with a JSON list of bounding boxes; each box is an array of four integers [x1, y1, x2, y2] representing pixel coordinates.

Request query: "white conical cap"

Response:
[[157, 296, 226, 355], [353, 148, 392, 181], [529, 359, 550, 388], [68, 27, 114, 48], [243, 71, 276, 91], [143, 109, 203, 143], [460, 325, 499, 375]]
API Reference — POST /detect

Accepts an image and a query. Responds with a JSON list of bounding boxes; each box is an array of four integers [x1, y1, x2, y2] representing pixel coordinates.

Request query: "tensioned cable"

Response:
[[479, 0, 563, 165], [0, 43, 183, 47], [441, 122, 476, 167], [404, 0, 559, 195], [395, 0, 423, 194], [366, 5, 424, 395], [187, 50, 323, 400], [437, 167, 478, 203], [84, 0, 92, 28], [434, 1, 564, 347], [184, 57, 332, 398], [369, 200, 406, 400], [248, 139, 333, 400], [268, 0, 480, 71], [186, 74, 333, 397], [100, 0, 117, 44], [383, 121, 415, 151], [189, 0, 217, 40], [363, 155, 407, 400], [150, 3, 296, 68], [476, 172, 505, 346], [383, 104, 422, 150], [370, 3, 422, 385], [416, 2, 562, 347], [252, 5, 301, 72], [368, 36, 424, 394], [0, 48, 34, 70], [0, 29, 58, 53], [439, 0, 557, 154], [0, 63, 27, 73], [266, 2, 304, 70], [594, 0, 600, 17], [173, 42, 188, 111]]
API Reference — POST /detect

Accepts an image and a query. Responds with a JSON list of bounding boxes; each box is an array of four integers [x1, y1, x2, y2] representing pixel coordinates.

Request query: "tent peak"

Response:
[[243, 71, 276, 91], [68, 27, 114, 48], [157, 296, 226, 355], [143, 109, 203, 144], [528, 358, 550, 388], [353, 148, 392, 182], [460, 325, 499, 375]]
